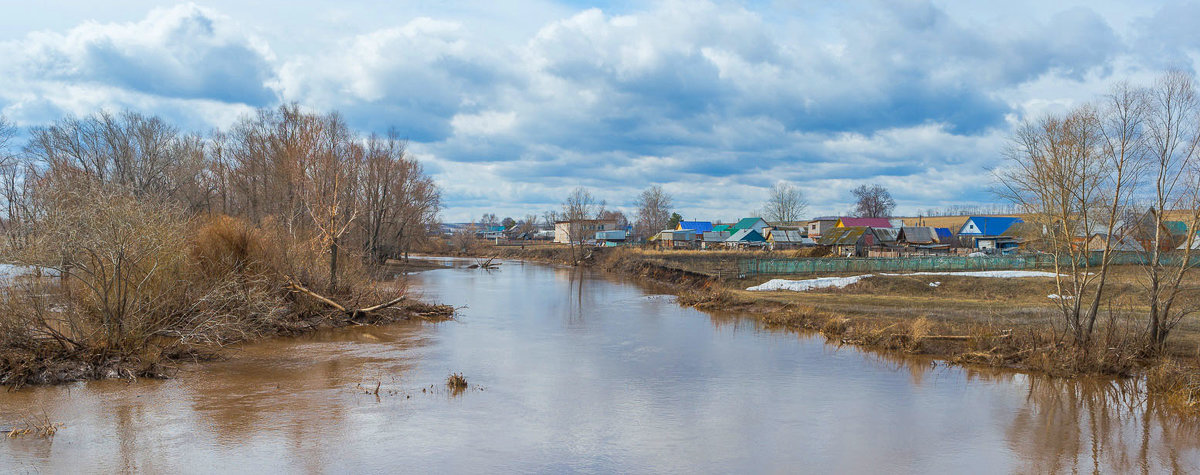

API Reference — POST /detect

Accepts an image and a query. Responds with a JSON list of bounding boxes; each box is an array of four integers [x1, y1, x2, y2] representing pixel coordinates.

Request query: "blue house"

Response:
[[958, 217, 1025, 253]]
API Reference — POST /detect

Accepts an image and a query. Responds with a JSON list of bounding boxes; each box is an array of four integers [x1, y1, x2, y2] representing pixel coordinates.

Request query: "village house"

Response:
[[730, 217, 770, 235], [767, 229, 813, 250], [724, 228, 767, 249], [554, 219, 620, 244], [807, 217, 839, 238], [818, 226, 871, 257], [957, 216, 1025, 253], [700, 231, 731, 249]]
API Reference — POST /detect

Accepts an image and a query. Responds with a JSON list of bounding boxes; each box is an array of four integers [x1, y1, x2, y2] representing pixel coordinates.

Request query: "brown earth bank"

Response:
[[425, 243, 1200, 414]]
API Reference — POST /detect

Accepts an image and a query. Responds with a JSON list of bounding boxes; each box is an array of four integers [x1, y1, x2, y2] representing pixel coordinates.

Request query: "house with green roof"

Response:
[[730, 217, 769, 234]]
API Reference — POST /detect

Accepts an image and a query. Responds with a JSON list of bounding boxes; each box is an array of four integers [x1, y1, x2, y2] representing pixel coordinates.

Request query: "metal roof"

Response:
[[934, 227, 953, 240], [712, 224, 732, 232], [871, 227, 900, 243], [701, 231, 731, 241], [770, 230, 807, 242], [678, 221, 713, 233], [897, 226, 937, 244], [731, 217, 767, 231], [959, 216, 1024, 236], [726, 229, 766, 242]]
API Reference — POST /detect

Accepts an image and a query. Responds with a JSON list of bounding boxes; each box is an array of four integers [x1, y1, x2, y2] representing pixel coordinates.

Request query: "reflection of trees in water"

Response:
[[177, 322, 432, 470], [1004, 376, 1200, 473]]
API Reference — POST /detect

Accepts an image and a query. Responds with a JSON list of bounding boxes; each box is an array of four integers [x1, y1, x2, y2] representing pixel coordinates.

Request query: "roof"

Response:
[[677, 221, 713, 233], [701, 231, 731, 242], [871, 227, 900, 244], [818, 226, 868, 246], [595, 230, 627, 240], [897, 226, 937, 244], [732, 217, 767, 231], [712, 224, 732, 232], [934, 228, 953, 240], [726, 229, 766, 242], [837, 217, 894, 228], [770, 230, 807, 243], [1165, 221, 1189, 236], [1087, 234, 1145, 252], [960, 216, 1024, 236]]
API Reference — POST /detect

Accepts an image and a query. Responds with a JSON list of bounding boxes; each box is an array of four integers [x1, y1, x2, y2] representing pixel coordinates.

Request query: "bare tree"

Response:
[[633, 185, 672, 239], [561, 187, 600, 265], [852, 184, 896, 217], [1140, 71, 1200, 348], [998, 103, 1133, 347], [762, 182, 808, 224], [301, 113, 361, 293]]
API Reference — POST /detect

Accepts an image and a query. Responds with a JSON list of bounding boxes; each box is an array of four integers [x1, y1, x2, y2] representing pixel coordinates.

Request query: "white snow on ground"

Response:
[[748, 270, 1066, 292], [1047, 294, 1075, 300], [747, 275, 874, 292], [0, 264, 58, 280]]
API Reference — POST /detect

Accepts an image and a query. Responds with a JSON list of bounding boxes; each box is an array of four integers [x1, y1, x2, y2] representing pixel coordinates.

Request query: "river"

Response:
[[2, 258, 1198, 473]]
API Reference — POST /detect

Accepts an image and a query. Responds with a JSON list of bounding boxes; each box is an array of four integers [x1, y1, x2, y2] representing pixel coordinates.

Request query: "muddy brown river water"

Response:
[[2, 258, 1199, 473]]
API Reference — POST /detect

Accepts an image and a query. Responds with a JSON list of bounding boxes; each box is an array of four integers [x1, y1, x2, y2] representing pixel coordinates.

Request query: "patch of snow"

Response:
[[747, 275, 873, 292], [968, 252, 987, 257], [929, 281, 941, 287], [0, 264, 57, 280], [1047, 294, 1075, 300]]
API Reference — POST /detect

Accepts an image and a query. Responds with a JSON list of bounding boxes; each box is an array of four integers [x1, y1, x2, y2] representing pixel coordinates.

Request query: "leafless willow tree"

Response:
[[1140, 71, 1200, 347], [852, 184, 895, 217], [762, 182, 808, 224], [360, 132, 440, 264], [634, 185, 672, 239], [998, 103, 1130, 346]]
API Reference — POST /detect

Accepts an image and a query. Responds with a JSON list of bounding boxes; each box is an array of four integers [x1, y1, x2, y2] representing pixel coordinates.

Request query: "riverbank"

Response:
[[429, 244, 1200, 413]]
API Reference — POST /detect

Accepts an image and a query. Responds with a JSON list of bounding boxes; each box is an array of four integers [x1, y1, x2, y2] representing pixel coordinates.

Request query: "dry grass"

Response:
[[446, 372, 468, 394]]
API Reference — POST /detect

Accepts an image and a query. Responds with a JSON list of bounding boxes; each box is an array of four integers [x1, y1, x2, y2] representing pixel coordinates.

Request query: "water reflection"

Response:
[[1, 258, 1197, 472]]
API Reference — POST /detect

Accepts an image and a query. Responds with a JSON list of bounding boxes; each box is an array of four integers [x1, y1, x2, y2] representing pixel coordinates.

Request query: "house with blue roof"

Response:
[[958, 217, 1025, 253], [676, 221, 714, 233]]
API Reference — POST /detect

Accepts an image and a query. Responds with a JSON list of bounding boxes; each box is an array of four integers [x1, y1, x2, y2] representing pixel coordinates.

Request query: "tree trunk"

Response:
[[329, 237, 339, 293]]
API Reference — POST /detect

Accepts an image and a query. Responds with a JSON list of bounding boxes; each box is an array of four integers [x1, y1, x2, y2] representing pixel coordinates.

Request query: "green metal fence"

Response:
[[737, 252, 1200, 276]]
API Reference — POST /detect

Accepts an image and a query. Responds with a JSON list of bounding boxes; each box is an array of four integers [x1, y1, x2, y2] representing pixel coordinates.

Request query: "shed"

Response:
[[870, 227, 900, 247]]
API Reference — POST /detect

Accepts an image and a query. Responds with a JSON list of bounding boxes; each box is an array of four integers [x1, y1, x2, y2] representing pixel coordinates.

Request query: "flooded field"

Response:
[[2, 258, 1198, 473]]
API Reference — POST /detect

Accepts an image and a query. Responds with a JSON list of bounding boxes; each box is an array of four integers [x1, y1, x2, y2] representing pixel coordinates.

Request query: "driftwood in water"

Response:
[[286, 277, 407, 319], [468, 256, 501, 270]]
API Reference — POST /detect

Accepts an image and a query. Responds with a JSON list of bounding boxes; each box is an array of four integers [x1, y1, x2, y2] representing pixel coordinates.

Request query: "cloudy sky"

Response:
[[0, 1, 1195, 221]]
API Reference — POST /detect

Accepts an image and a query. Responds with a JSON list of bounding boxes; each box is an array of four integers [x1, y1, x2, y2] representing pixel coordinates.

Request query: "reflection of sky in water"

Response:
[[2, 258, 1198, 473]]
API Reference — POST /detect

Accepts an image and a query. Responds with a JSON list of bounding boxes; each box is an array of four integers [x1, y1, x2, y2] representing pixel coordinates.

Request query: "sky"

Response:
[[0, 0, 1196, 222]]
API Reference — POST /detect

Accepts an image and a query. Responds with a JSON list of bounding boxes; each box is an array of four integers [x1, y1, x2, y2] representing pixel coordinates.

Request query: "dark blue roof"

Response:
[[935, 228, 953, 239], [679, 221, 713, 232], [961, 217, 1023, 236]]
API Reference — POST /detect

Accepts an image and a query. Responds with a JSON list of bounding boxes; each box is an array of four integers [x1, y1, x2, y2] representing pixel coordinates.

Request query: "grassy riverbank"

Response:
[[439, 243, 1200, 413]]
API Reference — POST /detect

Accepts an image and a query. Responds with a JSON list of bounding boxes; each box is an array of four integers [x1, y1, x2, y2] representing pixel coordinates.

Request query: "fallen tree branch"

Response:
[[286, 277, 406, 318]]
